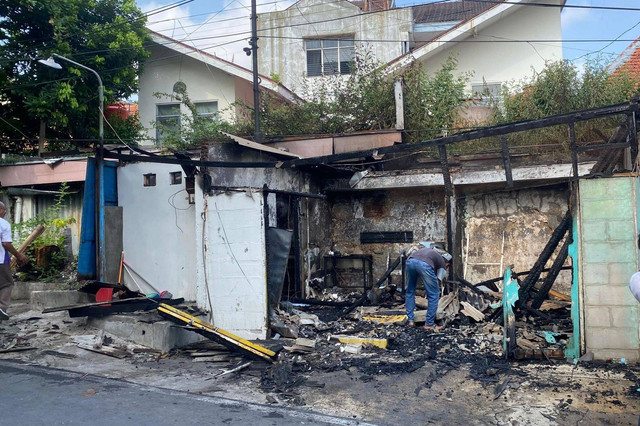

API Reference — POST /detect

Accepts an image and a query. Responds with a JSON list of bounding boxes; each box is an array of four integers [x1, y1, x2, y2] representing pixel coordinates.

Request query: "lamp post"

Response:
[[39, 54, 106, 281]]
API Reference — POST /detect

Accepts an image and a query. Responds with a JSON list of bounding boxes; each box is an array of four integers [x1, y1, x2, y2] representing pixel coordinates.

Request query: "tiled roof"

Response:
[[610, 37, 640, 77], [412, 1, 493, 24], [348, 0, 393, 11]]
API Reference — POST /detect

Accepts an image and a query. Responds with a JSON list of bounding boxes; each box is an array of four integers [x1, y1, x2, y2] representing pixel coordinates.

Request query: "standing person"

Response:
[[0, 201, 28, 320], [405, 246, 451, 330]]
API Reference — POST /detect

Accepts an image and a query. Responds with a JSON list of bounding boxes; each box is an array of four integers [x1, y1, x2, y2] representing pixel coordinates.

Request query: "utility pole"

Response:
[[250, 0, 262, 142]]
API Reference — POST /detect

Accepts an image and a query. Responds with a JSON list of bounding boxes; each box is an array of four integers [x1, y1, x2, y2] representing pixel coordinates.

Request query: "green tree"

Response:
[[0, 0, 150, 154]]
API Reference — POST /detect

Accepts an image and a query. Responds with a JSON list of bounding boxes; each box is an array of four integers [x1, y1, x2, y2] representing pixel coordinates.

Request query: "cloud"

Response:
[[140, 0, 295, 68]]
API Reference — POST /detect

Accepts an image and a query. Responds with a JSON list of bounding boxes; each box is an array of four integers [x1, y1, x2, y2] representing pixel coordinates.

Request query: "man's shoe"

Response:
[[0, 308, 9, 320]]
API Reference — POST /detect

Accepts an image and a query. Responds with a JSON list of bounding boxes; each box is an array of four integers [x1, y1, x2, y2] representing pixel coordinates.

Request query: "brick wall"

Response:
[[579, 177, 640, 361]]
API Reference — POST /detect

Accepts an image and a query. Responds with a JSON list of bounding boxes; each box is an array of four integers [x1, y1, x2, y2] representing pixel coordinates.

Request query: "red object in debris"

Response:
[[96, 287, 114, 306]]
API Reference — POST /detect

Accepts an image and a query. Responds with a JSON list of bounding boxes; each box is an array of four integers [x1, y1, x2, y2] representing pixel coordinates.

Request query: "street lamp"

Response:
[[38, 53, 103, 145], [38, 53, 106, 281]]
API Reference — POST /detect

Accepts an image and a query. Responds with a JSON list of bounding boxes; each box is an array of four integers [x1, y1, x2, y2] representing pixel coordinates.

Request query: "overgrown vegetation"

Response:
[[487, 59, 640, 157], [14, 182, 76, 281], [155, 53, 638, 165], [156, 52, 471, 149]]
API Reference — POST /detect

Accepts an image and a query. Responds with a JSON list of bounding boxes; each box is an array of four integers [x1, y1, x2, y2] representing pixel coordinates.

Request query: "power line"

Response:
[[572, 17, 640, 62], [0, 0, 194, 53], [0, 36, 248, 92], [261, 35, 639, 44], [468, 0, 640, 12], [4, 0, 637, 65]]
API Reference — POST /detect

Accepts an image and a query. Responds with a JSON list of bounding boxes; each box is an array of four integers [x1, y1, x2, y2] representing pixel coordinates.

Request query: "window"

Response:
[[143, 173, 156, 187], [156, 103, 181, 144], [305, 37, 355, 77], [472, 82, 502, 100], [194, 101, 219, 119], [170, 171, 182, 185]]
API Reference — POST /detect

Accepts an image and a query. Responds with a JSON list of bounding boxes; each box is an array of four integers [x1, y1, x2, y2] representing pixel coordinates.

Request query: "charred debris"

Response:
[[30, 100, 640, 405]]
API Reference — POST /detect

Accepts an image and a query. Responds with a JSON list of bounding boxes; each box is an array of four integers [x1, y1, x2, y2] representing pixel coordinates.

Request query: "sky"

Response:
[[136, 0, 640, 69]]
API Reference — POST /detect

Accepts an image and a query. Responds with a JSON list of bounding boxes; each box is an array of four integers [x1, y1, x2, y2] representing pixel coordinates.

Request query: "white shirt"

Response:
[[0, 217, 12, 264], [629, 272, 640, 304]]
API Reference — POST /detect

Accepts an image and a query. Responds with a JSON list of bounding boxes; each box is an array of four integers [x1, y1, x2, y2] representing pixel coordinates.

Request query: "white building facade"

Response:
[[258, 0, 564, 97]]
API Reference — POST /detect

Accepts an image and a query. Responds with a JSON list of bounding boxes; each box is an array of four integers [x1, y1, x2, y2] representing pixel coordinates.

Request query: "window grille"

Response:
[[306, 37, 355, 77], [156, 103, 181, 144]]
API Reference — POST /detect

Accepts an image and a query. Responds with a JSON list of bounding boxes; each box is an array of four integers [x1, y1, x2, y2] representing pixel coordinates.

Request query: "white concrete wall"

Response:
[[138, 44, 237, 146], [117, 162, 197, 301], [258, 0, 412, 93], [195, 190, 268, 340], [419, 2, 563, 91]]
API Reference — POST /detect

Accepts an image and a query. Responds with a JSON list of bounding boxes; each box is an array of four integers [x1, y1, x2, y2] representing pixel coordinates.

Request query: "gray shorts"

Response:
[[0, 263, 14, 290]]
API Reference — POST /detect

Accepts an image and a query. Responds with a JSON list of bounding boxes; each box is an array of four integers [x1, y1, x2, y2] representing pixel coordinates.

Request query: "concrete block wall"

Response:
[[579, 177, 640, 361]]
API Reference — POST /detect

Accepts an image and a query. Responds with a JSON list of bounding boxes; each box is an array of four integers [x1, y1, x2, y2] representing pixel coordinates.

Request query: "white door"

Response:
[[203, 190, 268, 339]]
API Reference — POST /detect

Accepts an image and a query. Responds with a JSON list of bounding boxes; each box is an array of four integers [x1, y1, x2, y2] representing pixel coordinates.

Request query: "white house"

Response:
[[258, 0, 564, 96], [137, 31, 296, 146]]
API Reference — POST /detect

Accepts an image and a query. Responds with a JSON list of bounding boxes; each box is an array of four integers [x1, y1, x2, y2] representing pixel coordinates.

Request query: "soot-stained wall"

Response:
[[327, 185, 571, 291], [329, 188, 447, 280]]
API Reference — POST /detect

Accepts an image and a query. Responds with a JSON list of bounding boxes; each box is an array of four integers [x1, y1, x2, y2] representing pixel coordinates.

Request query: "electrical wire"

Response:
[[467, 0, 640, 12], [2, 1, 635, 67]]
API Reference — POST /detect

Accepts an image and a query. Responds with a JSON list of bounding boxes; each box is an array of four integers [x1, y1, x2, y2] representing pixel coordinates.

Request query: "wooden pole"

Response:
[[10, 225, 45, 269]]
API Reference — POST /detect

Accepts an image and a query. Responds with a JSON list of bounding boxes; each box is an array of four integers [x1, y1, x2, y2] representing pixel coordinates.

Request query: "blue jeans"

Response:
[[405, 258, 439, 325]]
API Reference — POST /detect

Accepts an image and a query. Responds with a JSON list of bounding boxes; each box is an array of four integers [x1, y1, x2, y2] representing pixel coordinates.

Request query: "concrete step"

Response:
[[87, 312, 203, 353], [30, 290, 91, 312], [12, 281, 70, 301]]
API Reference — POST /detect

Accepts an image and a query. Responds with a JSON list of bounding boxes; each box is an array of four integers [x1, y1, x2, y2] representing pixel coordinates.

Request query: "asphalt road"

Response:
[[0, 361, 369, 426]]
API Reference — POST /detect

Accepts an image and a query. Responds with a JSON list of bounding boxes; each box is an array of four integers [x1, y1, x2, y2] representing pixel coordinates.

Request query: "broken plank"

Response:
[[539, 300, 571, 311], [415, 296, 429, 309], [548, 289, 571, 302], [362, 314, 407, 325], [294, 338, 316, 348], [11, 225, 45, 269], [192, 355, 232, 362], [76, 344, 128, 359], [329, 335, 387, 349], [460, 301, 485, 322], [516, 339, 539, 350], [215, 362, 252, 378], [190, 350, 230, 357], [42, 350, 77, 359], [283, 345, 314, 354], [414, 310, 427, 323], [157, 303, 277, 362], [0, 346, 35, 354]]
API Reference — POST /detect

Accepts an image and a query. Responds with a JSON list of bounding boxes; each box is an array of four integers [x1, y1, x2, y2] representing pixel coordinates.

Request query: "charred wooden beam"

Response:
[[569, 123, 578, 178], [490, 210, 572, 322], [517, 211, 572, 309], [439, 144, 454, 265], [530, 233, 572, 310], [501, 135, 513, 187], [282, 101, 640, 169], [574, 142, 630, 152]]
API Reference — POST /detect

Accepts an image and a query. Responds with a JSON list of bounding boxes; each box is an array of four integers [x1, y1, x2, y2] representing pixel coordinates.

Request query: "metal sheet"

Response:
[[206, 191, 268, 339], [222, 132, 303, 159], [266, 227, 293, 309]]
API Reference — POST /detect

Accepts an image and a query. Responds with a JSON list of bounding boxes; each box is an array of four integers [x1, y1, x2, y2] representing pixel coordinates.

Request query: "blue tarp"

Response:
[[77, 158, 118, 279]]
